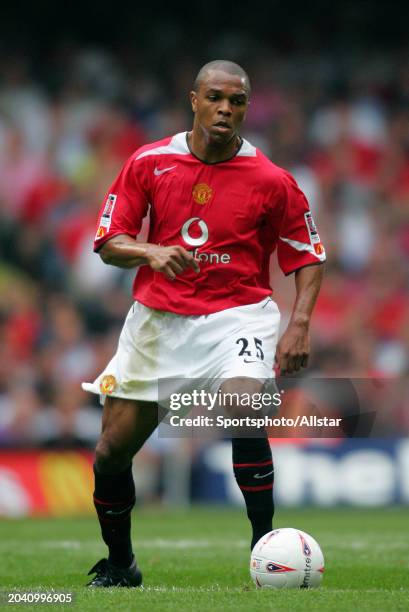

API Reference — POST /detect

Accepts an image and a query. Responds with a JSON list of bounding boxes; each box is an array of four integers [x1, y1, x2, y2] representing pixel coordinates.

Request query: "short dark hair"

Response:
[[193, 60, 251, 95]]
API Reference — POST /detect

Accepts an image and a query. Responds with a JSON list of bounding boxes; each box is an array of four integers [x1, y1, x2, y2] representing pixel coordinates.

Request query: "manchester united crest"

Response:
[[100, 374, 117, 394], [95, 226, 107, 240], [192, 183, 213, 205]]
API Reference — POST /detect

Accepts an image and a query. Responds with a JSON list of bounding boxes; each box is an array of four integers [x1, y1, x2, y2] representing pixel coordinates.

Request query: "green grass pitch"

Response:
[[0, 507, 408, 611]]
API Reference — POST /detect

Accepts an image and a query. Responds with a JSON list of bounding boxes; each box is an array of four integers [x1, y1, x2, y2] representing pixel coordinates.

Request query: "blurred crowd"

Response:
[[0, 45, 408, 448]]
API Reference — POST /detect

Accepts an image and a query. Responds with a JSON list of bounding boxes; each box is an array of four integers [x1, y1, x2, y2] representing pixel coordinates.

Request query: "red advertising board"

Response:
[[0, 451, 95, 517]]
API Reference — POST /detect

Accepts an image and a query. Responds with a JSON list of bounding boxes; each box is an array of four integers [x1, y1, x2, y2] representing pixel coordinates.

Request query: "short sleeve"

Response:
[[93, 154, 150, 251], [277, 171, 326, 275]]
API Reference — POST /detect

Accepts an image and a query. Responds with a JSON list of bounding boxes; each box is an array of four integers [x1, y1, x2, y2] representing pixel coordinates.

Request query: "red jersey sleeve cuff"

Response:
[[278, 240, 326, 275]]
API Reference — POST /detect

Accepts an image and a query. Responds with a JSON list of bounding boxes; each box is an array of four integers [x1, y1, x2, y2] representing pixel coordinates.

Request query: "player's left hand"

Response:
[[275, 322, 309, 375]]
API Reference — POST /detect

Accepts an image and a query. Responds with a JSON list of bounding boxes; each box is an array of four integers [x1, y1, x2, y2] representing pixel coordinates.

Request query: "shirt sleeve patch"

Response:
[[304, 211, 320, 244], [304, 211, 325, 257], [95, 194, 117, 239]]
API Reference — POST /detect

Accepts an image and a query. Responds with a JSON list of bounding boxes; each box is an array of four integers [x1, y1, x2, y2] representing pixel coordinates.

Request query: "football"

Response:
[[250, 528, 324, 589]]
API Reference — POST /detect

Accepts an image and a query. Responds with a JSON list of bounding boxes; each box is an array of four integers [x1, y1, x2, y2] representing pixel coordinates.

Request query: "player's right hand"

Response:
[[145, 244, 200, 280]]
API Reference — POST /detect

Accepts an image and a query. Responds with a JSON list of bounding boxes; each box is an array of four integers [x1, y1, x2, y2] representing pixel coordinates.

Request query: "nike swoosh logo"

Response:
[[106, 504, 134, 516], [154, 165, 177, 176], [243, 359, 257, 364], [254, 470, 274, 479]]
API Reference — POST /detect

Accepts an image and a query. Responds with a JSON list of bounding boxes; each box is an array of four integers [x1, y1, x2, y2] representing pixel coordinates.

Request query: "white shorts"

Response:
[[82, 297, 281, 403]]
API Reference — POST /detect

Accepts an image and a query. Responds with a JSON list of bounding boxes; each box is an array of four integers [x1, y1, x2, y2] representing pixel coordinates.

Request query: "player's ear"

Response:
[[190, 91, 198, 113]]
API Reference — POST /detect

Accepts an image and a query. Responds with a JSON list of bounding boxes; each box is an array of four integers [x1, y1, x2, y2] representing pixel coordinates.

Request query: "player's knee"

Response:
[[221, 378, 264, 418], [95, 438, 132, 474], [222, 396, 256, 419]]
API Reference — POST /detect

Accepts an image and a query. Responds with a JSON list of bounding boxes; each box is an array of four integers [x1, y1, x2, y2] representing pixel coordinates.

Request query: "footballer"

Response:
[[82, 60, 325, 587]]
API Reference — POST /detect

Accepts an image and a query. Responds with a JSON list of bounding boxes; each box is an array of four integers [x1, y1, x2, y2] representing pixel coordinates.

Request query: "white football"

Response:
[[250, 528, 324, 589]]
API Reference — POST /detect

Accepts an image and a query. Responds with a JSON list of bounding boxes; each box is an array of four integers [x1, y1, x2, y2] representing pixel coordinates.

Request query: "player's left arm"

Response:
[[273, 169, 326, 375], [275, 262, 324, 375]]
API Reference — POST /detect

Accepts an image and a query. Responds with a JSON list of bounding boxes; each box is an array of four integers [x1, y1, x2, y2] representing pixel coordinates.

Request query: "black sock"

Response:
[[93, 463, 135, 568], [232, 437, 274, 550]]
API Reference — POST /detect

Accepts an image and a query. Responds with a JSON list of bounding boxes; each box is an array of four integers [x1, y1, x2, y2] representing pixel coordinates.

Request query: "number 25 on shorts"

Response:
[[236, 337, 264, 361]]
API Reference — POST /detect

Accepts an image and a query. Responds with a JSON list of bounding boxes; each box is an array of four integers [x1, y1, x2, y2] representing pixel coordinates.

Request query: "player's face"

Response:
[[190, 70, 249, 145]]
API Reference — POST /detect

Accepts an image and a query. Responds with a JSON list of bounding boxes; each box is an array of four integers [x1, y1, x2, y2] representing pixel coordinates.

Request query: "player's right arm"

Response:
[[99, 234, 199, 280], [94, 152, 199, 281]]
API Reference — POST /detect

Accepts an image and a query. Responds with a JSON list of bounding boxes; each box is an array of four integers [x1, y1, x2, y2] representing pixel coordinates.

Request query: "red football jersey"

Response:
[[94, 132, 325, 315]]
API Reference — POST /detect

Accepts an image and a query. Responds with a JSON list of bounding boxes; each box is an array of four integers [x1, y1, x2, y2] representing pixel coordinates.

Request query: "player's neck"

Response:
[[187, 130, 242, 164]]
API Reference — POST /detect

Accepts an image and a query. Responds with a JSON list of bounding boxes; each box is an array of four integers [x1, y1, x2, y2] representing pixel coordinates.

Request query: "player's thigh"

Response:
[[99, 396, 161, 459]]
